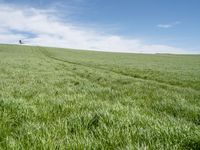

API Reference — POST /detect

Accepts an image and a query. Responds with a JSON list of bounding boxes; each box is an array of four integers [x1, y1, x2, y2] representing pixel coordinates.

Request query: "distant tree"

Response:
[[19, 40, 23, 44]]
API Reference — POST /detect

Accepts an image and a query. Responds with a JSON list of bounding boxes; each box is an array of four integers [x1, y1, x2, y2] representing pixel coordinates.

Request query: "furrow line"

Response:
[[39, 47, 199, 92]]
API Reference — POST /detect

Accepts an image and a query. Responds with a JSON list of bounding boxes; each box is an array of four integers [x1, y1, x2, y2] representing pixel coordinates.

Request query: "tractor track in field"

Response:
[[38, 47, 200, 93], [36, 47, 108, 89]]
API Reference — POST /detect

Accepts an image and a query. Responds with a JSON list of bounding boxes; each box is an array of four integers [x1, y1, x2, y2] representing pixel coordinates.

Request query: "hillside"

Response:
[[0, 44, 200, 149]]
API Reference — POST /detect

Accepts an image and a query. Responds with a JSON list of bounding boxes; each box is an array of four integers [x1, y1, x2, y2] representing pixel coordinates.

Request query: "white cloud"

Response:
[[157, 24, 173, 29], [0, 4, 188, 54], [157, 21, 181, 29]]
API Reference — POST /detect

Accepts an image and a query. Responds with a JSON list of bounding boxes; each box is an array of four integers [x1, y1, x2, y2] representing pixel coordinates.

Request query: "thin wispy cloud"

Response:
[[0, 4, 188, 54], [157, 21, 181, 29]]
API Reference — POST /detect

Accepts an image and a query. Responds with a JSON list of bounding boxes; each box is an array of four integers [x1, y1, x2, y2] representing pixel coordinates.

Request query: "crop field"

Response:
[[0, 44, 200, 149]]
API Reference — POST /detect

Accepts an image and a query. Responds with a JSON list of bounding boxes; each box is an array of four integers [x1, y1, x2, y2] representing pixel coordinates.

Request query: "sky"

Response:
[[0, 0, 200, 54]]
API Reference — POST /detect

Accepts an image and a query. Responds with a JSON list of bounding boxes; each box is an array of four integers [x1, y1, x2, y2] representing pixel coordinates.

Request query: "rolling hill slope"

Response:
[[0, 44, 200, 149]]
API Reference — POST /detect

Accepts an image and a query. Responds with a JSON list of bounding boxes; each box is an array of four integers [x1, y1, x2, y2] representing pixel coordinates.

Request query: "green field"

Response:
[[0, 44, 200, 149]]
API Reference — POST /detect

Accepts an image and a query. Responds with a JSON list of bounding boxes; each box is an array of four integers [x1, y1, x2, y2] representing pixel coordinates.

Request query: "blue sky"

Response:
[[0, 0, 199, 53]]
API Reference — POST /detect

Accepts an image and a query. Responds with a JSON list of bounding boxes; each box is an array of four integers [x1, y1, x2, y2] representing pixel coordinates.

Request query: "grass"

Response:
[[0, 44, 200, 149]]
